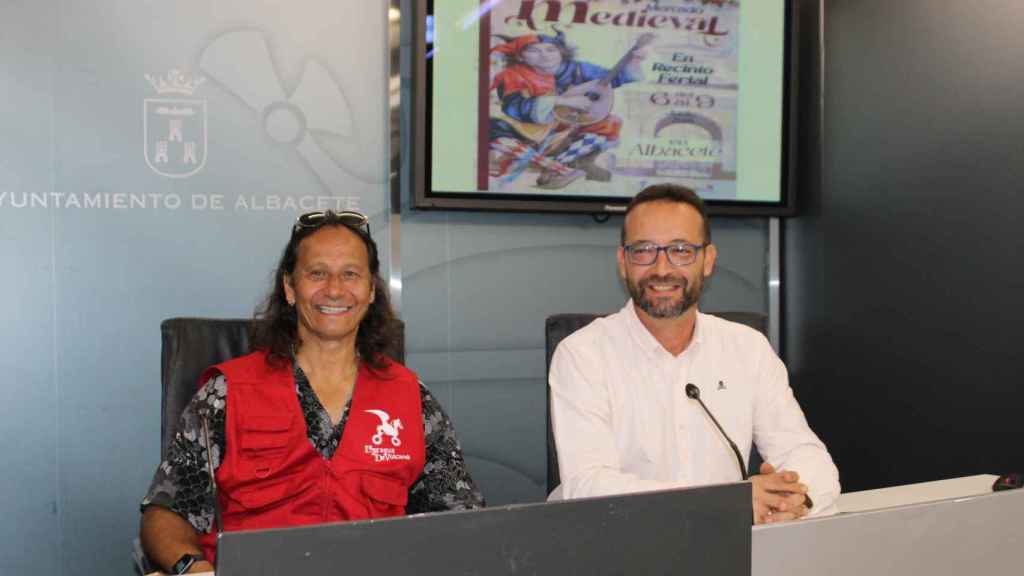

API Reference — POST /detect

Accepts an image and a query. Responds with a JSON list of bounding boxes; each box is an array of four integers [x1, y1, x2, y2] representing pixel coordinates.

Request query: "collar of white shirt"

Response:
[[621, 300, 706, 361]]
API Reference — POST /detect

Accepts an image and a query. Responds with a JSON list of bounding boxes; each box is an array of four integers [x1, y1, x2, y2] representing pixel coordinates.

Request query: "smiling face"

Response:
[[520, 42, 564, 74], [617, 200, 716, 321], [283, 226, 375, 349]]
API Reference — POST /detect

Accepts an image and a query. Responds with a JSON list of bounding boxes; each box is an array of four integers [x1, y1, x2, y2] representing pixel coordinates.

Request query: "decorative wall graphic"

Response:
[[199, 29, 375, 197]]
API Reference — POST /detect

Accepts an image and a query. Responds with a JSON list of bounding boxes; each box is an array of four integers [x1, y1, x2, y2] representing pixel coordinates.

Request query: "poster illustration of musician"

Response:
[[479, 0, 740, 199]]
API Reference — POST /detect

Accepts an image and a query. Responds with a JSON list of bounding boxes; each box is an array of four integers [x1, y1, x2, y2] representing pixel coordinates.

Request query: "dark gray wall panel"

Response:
[[786, 0, 1024, 491]]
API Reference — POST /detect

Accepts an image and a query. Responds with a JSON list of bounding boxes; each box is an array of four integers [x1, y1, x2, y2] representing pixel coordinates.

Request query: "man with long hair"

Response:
[[140, 211, 482, 573]]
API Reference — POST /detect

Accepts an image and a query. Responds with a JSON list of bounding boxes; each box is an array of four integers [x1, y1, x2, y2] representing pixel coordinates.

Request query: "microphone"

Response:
[[685, 383, 749, 481]]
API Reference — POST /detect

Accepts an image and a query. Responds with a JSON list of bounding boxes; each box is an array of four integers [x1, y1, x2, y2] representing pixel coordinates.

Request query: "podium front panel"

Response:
[[753, 488, 1024, 576], [217, 482, 751, 575]]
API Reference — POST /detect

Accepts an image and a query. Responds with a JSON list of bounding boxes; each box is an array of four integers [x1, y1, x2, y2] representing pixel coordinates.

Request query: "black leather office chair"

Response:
[[159, 318, 253, 460], [544, 311, 768, 495]]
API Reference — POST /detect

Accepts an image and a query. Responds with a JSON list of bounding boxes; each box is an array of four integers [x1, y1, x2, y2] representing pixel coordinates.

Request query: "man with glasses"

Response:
[[549, 184, 839, 524]]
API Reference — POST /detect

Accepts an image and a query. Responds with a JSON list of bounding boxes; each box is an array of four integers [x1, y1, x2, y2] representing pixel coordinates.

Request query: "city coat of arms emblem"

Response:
[[144, 69, 207, 178]]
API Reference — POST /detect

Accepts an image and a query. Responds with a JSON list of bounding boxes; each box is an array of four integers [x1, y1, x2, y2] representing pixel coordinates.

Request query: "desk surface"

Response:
[[836, 473, 997, 513]]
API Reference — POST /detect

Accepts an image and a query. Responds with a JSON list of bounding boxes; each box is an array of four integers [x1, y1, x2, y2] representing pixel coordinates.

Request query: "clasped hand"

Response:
[[750, 462, 810, 524]]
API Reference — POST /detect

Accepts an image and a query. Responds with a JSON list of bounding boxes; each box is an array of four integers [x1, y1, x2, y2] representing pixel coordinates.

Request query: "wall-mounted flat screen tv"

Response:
[[409, 0, 797, 216]]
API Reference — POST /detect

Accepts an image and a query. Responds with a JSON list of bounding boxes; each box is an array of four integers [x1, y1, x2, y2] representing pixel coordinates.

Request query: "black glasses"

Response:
[[292, 210, 370, 237], [623, 241, 708, 267]]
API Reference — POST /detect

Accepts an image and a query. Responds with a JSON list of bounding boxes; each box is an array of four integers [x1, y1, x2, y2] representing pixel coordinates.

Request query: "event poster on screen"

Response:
[[431, 0, 786, 203], [485, 0, 738, 197]]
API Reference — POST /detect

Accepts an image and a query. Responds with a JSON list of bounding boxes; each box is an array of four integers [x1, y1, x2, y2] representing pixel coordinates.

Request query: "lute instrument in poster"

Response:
[[553, 33, 654, 126]]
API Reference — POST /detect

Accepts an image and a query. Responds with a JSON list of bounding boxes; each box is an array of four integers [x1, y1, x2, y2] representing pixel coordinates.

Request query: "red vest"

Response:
[[197, 351, 425, 564]]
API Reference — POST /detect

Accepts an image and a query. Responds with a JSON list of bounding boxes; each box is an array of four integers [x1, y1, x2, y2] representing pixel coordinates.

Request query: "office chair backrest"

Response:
[[159, 318, 254, 461], [544, 311, 768, 495]]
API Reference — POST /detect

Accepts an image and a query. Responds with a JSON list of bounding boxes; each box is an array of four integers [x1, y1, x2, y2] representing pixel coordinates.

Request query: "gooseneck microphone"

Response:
[[685, 383, 749, 481]]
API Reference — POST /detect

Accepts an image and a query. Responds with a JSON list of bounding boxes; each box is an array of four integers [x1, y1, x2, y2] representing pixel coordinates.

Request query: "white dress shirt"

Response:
[[549, 302, 840, 516]]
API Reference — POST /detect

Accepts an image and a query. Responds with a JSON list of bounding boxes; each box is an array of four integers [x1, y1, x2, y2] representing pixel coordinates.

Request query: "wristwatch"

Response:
[[170, 553, 205, 574]]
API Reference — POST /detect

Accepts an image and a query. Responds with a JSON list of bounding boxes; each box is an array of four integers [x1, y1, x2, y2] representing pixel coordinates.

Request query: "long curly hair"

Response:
[[251, 214, 399, 370]]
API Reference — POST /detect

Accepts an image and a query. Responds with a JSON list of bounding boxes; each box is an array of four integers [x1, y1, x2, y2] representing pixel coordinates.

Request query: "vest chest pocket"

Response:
[[238, 414, 295, 479], [361, 473, 409, 508]]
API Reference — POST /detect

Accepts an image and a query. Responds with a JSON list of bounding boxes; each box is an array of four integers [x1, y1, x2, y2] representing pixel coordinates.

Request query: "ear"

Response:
[[616, 245, 628, 281], [702, 243, 717, 279], [283, 273, 296, 305]]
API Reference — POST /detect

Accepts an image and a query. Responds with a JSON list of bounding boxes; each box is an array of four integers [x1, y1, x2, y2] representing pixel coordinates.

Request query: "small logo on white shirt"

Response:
[[717, 380, 727, 391]]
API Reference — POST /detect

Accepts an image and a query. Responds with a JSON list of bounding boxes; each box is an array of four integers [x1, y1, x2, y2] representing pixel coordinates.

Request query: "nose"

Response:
[[325, 274, 345, 297], [651, 248, 674, 275]]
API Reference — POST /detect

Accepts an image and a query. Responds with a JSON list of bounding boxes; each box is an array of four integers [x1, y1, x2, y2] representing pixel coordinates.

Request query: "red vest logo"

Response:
[[363, 409, 412, 463]]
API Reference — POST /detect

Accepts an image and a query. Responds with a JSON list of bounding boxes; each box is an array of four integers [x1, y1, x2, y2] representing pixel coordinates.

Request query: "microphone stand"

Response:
[[685, 383, 749, 481]]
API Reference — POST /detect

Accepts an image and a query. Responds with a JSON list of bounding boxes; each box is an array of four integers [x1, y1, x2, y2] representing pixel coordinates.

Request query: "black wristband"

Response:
[[171, 553, 204, 574]]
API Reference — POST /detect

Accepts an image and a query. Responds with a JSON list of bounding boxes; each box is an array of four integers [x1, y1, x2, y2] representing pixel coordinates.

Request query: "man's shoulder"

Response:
[[205, 350, 268, 373], [202, 350, 289, 388], [368, 357, 420, 389], [555, 310, 628, 357], [215, 350, 270, 369], [549, 313, 628, 391], [552, 309, 630, 366], [699, 312, 774, 356]]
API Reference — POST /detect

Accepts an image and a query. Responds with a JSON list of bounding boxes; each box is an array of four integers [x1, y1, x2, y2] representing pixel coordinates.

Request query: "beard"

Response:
[[627, 272, 703, 319]]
